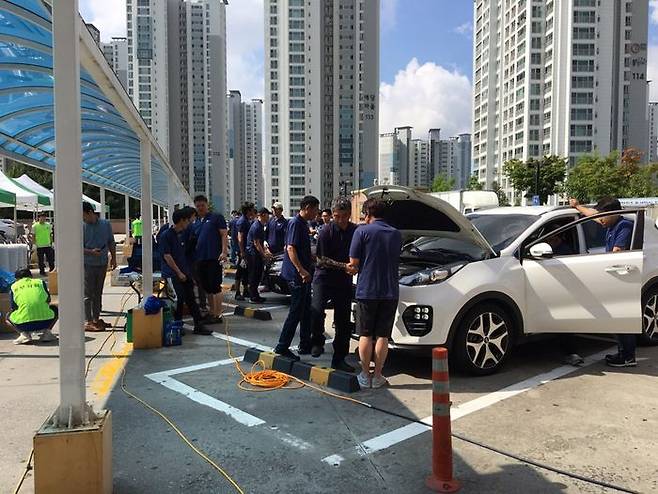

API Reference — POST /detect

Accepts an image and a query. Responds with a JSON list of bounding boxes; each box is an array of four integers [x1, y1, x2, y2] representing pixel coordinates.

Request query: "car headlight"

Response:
[[399, 264, 465, 287]]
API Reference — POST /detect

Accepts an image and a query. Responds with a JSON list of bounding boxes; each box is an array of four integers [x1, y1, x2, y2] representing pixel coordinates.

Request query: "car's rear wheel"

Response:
[[453, 303, 514, 375], [640, 287, 658, 346]]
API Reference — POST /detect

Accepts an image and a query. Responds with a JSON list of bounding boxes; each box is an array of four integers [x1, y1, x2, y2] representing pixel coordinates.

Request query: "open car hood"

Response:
[[363, 185, 497, 258]]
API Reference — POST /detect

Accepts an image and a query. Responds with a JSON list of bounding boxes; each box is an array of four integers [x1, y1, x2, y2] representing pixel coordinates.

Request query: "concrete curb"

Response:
[[243, 348, 360, 393], [233, 306, 272, 321]]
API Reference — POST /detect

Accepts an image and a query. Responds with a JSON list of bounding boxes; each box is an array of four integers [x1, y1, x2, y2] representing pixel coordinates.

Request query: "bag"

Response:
[[163, 320, 183, 346], [144, 295, 164, 315], [0, 270, 15, 293]]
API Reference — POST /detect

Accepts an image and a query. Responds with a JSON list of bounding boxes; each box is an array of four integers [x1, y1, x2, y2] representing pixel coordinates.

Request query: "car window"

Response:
[[525, 216, 580, 256], [582, 220, 606, 252]]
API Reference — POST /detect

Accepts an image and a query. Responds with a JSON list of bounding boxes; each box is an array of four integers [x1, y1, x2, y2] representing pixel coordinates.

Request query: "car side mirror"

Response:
[[529, 242, 554, 259]]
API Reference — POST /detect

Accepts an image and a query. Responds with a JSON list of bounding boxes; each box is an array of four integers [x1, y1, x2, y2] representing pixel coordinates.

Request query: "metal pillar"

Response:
[[140, 138, 153, 298], [100, 186, 106, 219], [52, 0, 89, 427], [124, 194, 130, 239]]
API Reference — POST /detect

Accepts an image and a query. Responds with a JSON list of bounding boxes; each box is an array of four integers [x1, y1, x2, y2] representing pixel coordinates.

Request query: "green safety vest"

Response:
[[32, 221, 52, 247], [9, 278, 54, 325], [132, 218, 143, 237]]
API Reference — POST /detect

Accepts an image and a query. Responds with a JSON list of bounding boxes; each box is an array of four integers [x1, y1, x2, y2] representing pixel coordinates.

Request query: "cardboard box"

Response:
[[34, 410, 112, 494], [132, 307, 162, 349], [47, 270, 58, 295]]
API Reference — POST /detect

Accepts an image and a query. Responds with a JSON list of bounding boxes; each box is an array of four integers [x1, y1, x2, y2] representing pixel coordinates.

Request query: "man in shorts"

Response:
[[348, 198, 401, 389], [194, 195, 228, 324]]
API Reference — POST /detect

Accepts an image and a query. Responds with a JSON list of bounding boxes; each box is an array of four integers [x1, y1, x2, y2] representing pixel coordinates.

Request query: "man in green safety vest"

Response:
[[31, 212, 55, 276], [8, 268, 58, 345], [132, 216, 143, 246]]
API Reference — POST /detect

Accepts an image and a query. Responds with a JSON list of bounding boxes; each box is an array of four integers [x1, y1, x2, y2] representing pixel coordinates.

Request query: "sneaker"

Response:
[[84, 322, 103, 332], [13, 333, 32, 345], [297, 347, 312, 355], [564, 353, 584, 366], [332, 361, 356, 373], [371, 375, 389, 389], [605, 352, 621, 362], [276, 349, 300, 361], [357, 372, 371, 389], [192, 325, 213, 336], [39, 330, 57, 342], [96, 319, 110, 329], [311, 345, 324, 358], [606, 355, 637, 368]]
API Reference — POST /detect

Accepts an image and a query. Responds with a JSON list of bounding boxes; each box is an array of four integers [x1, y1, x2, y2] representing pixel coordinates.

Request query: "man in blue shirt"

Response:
[[83, 202, 117, 332], [570, 196, 636, 367], [228, 210, 240, 266], [161, 207, 210, 335], [266, 202, 288, 255], [235, 202, 256, 301], [310, 198, 358, 371], [348, 198, 402, 389], [194, 195, 228, 324], [247, 208, 272, 303], [275, 195, 320, 360]]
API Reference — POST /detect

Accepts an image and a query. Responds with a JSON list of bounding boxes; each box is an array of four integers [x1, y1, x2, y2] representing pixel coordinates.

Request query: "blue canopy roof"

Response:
[[0, 0, 174, 204]]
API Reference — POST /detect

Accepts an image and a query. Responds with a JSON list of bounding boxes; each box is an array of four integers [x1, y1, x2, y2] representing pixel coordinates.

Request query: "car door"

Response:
[[522, 211, 643, 334]]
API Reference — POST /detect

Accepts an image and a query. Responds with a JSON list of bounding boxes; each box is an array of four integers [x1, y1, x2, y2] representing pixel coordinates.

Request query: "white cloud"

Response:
[[651, 0, 658, 24], [454, 22, 472, 36], [226, 0, 264, 101], [381, 0, 398, 32], [379, 58, 472, 139], [649, 44, 658, 101], [80, 0, 126, 41]]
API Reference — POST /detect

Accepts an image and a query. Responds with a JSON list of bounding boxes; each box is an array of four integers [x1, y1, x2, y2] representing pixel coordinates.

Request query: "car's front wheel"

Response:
[[641, 287, 658, 346], [453, 303, 514, 375]]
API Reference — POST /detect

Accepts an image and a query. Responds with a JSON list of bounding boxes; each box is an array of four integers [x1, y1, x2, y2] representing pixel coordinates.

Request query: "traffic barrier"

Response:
[[426, 347, 460, 493], [233, 306, 272, 321], [243, 348, 360, 393]]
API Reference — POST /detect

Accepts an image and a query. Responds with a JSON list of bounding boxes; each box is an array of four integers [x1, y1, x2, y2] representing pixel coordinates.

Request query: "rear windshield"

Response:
[[467, 214, 538, 253]]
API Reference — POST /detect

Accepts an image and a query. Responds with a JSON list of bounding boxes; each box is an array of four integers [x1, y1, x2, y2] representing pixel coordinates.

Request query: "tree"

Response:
[[491, 181, 510, 207], [431, 174, 456, 192], [503, 155, 567, 204], [467, 174, 483, 191], [565, 150, 658, 202], [4, 158, 53, 188]]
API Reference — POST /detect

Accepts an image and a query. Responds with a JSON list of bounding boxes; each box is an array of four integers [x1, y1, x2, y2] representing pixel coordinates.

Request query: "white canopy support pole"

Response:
[[52, 0, 89, 427], [124, 194, 130, 241], [167, 178, 175, 225], [140, 138, 153, 298], [13, 207, 17, 241], [0, 155, 5, 173], [157, 205, 161, 227], [99, 186, 106, 220]]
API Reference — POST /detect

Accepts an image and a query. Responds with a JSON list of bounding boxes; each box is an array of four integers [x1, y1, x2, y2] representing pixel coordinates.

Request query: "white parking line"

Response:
[[322, 346, 616, 466]]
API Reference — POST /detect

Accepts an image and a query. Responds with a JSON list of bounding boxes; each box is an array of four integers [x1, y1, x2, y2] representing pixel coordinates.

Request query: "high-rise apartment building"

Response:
[[264, 0, 380, 214], [648, 102, 658, 163], [472, 0, 649, 200], [378, 128, 471, 190], [127, 0, 229, 210], [101, 37, 129, 89], [227, 91, 264, 211]]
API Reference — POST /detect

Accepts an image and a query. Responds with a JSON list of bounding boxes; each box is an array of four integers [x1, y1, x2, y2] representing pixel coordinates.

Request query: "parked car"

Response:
[[359, 185, 658, 375], [0, 218, 16, 239], [263, 253, 290, 295]]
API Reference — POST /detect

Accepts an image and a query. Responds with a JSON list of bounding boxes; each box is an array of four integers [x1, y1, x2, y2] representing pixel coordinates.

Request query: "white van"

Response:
[[428, 190, 499, 214]]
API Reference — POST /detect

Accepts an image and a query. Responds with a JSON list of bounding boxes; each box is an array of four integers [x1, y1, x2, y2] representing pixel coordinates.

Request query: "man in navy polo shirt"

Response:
[[266, 202, 288, 255], [235, 202, 256, 301], [274, 195, 320, 360], [348, 198, 402, 389], [194, 195, 228, 324], [310, 198, 358, 371], [228, 210, 240, 266], [570, 196, 636, 367], [246, 208, 272, 303], [161, 207, 210, 335]]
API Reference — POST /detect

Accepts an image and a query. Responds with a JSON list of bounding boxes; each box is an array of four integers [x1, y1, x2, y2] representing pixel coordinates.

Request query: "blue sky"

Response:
[[80, 0, 658, 139]]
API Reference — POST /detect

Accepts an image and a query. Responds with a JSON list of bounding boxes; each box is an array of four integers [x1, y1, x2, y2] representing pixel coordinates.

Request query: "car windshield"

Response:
[[467, 214, 538, 253]]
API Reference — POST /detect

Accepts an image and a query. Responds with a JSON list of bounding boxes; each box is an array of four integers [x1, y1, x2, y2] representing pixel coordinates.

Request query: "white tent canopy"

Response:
[[0, 170, 40, 210], [14, 174, 108, 213]]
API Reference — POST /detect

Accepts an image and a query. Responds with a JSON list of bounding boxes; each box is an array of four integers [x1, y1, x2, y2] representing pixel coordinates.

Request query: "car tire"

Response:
[[453, 303, 514, 376], [640, 287, 658, 346]]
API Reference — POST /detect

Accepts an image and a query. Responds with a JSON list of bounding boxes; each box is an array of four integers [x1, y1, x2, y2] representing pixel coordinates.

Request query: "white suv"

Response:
[[363, 186, 658, 375]]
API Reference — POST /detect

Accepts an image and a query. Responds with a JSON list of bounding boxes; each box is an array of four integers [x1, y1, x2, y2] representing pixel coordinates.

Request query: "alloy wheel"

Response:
[[465, 312, 510, 370], [643, 294, 658, 342]]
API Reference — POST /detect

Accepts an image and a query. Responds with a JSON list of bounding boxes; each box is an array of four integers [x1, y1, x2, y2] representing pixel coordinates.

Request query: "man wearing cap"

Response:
[[246, 208, 272, 303], [31, 212, 55, 276], [266, 202, 288, 255], [570, 196, 637, 367]]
